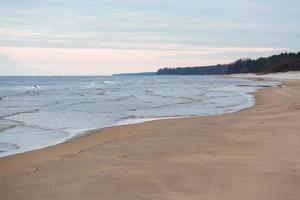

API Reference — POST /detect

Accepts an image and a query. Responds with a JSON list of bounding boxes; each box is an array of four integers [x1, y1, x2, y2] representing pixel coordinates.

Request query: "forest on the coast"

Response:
[[157, 52, 300, 75]]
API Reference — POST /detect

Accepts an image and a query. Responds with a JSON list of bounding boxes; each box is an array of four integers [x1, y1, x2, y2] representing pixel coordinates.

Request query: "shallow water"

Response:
[[0, 75, 277, 157]]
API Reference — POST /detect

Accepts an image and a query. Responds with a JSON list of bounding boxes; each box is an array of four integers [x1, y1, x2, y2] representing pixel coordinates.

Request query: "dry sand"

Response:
[[0, 79, 300, 200], [231, 71, 300, 80]]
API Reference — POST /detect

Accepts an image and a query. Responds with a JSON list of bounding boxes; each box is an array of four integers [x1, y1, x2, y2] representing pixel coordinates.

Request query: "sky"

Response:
[[0, 0, 299, 75]]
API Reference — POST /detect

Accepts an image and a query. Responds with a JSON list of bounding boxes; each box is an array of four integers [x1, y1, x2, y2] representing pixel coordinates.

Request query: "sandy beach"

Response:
[[0, 78, 300, 200]]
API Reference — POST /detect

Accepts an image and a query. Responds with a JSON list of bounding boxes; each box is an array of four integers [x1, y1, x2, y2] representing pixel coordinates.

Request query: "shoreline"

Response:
[[1, 78, 300, 199], [0, 77, 275, 159]]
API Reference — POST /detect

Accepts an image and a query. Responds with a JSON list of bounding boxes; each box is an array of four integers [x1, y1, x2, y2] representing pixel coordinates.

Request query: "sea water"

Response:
[[0, 75, 277, 157]]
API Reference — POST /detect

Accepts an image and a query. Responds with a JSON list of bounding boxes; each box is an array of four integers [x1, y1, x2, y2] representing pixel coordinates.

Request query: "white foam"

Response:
[[231, 72, 300, 80]]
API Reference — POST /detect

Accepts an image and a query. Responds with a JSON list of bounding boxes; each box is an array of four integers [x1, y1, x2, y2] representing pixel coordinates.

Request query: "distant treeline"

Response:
[[157, 52, 300, 75]]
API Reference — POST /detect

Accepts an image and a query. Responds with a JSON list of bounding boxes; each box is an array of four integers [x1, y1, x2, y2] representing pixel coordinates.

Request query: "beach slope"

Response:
[[0, 80, 300, 200]]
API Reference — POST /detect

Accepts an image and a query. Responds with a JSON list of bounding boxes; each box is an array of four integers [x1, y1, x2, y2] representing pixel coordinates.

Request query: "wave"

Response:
[[0, 124, 17, 133], [127, 108, 137, 111], [31, 85, 40, 89], [97, 91, 106, 95], [151, 104, 171, 109], [0, 142, 20, 152], [103, 81, 114, 84], [0, 109, 40, 118], [112, 95, 136, 102], [236, 84, 272, 88], [145, 89, 154, 94], [144, 89, 173, 98], [0, 96, 8, 101], [177, 100, 198, 105], [120, 115, 137, 120]]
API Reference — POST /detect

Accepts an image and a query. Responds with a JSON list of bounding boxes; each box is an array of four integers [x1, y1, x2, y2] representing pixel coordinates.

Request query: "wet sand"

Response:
[[0, 79, 300, 200]]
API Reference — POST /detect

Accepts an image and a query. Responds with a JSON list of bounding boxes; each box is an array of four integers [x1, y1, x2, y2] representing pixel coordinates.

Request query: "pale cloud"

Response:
[[0, 52, 36, 75], [0, 0, 299, 75], [0, 46, 284, 75], [1, 0, 300, 50]]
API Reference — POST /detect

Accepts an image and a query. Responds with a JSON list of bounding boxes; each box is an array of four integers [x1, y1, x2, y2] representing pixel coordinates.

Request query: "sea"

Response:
[[0, 75, 278, 158]]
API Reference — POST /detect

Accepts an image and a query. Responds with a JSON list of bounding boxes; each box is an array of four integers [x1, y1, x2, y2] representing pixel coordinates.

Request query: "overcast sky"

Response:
[[0, 0, 299, 75]]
